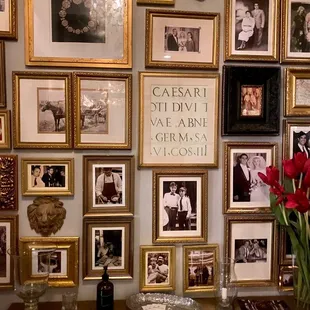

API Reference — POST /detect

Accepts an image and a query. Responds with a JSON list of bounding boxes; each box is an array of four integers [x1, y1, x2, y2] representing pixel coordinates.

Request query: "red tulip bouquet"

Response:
[[258, 152, 310, 306]]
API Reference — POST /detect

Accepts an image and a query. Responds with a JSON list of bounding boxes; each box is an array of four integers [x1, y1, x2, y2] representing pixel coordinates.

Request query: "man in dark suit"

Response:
[[167, 28, 179, 51], [42, 166, 56, 187], [233, 153, 251, 202], [293, 131, 310, 158]]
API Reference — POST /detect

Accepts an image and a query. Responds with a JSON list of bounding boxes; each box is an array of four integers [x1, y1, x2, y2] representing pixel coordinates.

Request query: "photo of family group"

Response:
[[0, 226, 6, 278], [240, 85, 263, 117], [146, 252, 170, 285], [30, 165, 67, 188], [235, 239, 267, 263]]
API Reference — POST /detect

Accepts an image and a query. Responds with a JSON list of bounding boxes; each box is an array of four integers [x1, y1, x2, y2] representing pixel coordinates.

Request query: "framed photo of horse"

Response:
[[73, 72, 132, 149], [12, 71, 72, 149]]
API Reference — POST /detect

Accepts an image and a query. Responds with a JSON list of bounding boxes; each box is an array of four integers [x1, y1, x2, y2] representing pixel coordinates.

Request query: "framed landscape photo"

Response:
[[145, 9, 219, 69], [24, 0, 132, 68], [222, 66, 280, 135], [0, 110, 11, 149], [0, 41, 5, 107], [152, 169, 208, 243], [0, 0, 17, 39], [140, 245, 175, 292], [224, 215, 277, 287], [13, 71, 72, 149], [279, 227, 293, 265], [21, 158, 74, 196], [139, 72, 219, 168], [73, 72, 132, 149], [83, 217, 133, 280], [19, 237, 79, 287], [223, 142, 277, 214], [183, 244, 218, 293], [224, 0, 280, 61], [278, 266, 294, 291]]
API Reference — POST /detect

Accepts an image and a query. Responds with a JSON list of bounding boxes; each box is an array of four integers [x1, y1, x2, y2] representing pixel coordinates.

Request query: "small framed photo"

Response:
[[73, 72, 132, 149], [224, 0, 280, 62], [0, 0, 17, 39], [222, 66, 280, 135], [0, 41, 5, 107], [140, 245, 175, 292], [19, 237, 79, 287], [13, 71, 72, 149], [224, 215, 278, 287], [21, 158, 74, 196], [183, 244, 219, 293], [145, 9, 219, 69], [0, 215, 18, 290], [224, 142, 277, 214], [83, 217, 133, 280], [83, 156, 134, 216], [137, 0, 175, 4], [0, 110, 11, 149], [279, 266, 295, 291], [152, 169, 207, 243], [279, 228, 293, 265]]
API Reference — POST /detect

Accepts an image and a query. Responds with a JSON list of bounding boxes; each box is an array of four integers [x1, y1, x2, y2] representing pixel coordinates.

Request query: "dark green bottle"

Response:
[[96, 266, 114, 310]]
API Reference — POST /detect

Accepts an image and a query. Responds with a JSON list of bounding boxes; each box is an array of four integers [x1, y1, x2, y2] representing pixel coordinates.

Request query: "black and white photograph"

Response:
[[0, 0, 5, 12], [235, 239, 267, 263], [282, 272, 293, 287], [37, 250, 62, 274], [0, 226, 6, 278], [30, 165, 67, 188], [146, 252, 170, 285], [291, 128, 310, 157]]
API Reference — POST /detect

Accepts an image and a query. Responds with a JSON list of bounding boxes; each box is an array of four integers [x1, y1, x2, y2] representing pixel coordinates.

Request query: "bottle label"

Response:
[[100, 292, 113, 309]]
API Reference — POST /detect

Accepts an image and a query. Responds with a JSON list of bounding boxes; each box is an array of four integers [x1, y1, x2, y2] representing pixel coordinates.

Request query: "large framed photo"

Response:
[[0, 41, 5, 107], [0, 0, 17, 39], [224, 142, 278, 214], [13, 71, 72, 149], [224, 0, 280, 61], [0, 215, 18, 290], [183, 244, 219, 293], [73, 72, 132, 149], [278, 266, 294, 291], [222, 66, 280, 135], [224, 215, 277, 287], [83, 155, 134, 216], [145, 9, 219, 69], [152, 169, 207, 243], [21, 158, 74, 196], [83, 217, 133, 280], [140, 245, 175, 292], [24, 0, 132, 68], [0, 110, 11, 149], [279, 227, 293, 265], [139, 72, 219, 167], [19, 237, 79, 287]]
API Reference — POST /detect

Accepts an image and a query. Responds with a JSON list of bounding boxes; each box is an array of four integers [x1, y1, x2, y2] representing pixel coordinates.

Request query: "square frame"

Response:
[[222, 65, 280, 135], [0, 0, 17, 40], [0, 110, 11, 149], [278, 266, 295, 292], [0, 41, 6, 107]]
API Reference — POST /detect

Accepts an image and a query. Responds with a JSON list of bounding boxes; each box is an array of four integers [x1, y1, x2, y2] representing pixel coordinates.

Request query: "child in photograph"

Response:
[[163, 182, 180, 231], [177, 187, 192, 230]]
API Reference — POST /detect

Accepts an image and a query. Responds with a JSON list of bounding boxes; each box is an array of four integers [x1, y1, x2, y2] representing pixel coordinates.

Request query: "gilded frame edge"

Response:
[[0, 41, 6, 107], [137, 0, 175, 4], [279, 226, 292, 265], [0, 0, 17, 40], [278, 265, 294, 291], [0, 110, 11, 149]]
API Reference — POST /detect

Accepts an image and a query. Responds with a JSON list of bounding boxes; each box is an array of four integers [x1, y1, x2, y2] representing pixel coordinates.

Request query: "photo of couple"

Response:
[[235, 239, 267, 263], [146, 253, 169, 285], [31, 165, 66, 188]]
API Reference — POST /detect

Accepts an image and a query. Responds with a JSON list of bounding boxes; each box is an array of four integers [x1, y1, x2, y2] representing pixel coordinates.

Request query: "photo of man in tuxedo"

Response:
[[233, 153, 251, 202], [293, 131, 310, 158], [167, 28, 179, 51]]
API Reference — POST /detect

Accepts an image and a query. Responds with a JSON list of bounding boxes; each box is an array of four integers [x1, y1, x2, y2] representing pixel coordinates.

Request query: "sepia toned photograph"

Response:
[[0, 111, 11, 149], [146, 252, 170, 285], [0, 0, 5, 12], [235, 239, 267, 263], [240, 85, 263, 117]]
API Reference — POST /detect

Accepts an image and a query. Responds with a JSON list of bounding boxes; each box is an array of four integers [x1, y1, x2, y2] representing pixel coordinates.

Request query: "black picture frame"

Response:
[[222, 66, 280, 135]]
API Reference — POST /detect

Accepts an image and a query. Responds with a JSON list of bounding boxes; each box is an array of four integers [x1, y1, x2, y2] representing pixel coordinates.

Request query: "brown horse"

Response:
[[41, 101, 65, 132]]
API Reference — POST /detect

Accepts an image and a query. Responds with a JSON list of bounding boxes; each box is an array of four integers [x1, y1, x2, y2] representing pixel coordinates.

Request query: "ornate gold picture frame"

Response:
[[137, 0, 174, 4], [0, 41, 6, 107], [0, 0, 17, 40], [279, 227, 292, 265], [278, 266, 294, 291], [0, 110, 11, 149]]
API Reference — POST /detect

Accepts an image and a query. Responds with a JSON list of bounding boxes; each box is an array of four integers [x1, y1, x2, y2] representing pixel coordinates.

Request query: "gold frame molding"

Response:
[[139, 245, 176, 292], [0, 0, 17, 40], [19, 237, 79, 287], [278, 265, 294, 292], [0, 110, 11, 149], [137, 0, 174, 4], [279, 227, 292, 265], [73, 72, 132, 149], [0, 41, 6, 107], [24, 0, 132, 68]]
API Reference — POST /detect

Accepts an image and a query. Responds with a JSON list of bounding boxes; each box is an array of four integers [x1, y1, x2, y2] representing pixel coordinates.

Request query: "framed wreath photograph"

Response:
[[0, 0, 17, 39], [278, 266, 295, 291], [224, 215, 278, 287], [83, 217, 133, 280], [145, 9, 219, 69], [24, 0, 132, 68], [223, 142, 278, 214], [0, 110, 11, 149], [222, 66, 280, 135], [13, 71, 72, 149], [152, 169, 207, 244], [279, 227, 293, 265], [0, 41, 5, 107], [21, 158, 74, 196], [140, 245, 175, 292], [19, 237, 79, 287], [139, 72, 219, 168], [73, 72, 132, 149], [183, 244, 218, 293], [224, 0, 280, 62]]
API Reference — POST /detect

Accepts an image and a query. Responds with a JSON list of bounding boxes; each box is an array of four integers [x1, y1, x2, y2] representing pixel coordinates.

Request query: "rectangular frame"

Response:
[[223, 142, 278, 214], [145, 9, 219, 69], [0, 110, 11, 149], [137, 0, 174, 4], [222, 65, 280, 135], [224, 215, 278, 287], [21, 158, 74, 196], [19, 237, 79, 287], [279, 227, 293, 265], [139, 72, 219, 168], [0, 0, 17, 40], [0, 41, 6, 107], [83, 217, 133, 280], [278, 266, 295, 292], [139, 245, 175, 292], [183, 244, 219, 293], [24, 0, 132, 68], [73, 72, 132, 149]]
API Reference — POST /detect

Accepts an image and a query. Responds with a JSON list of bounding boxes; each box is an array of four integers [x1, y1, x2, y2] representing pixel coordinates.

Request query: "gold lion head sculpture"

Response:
[[27, 196, 66, 237]]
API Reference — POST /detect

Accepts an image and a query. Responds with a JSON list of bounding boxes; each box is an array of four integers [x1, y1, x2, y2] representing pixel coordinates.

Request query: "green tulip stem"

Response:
[[292, 179, 296, 192], [281, 205, 289, 226], [299, 173, 303, 189]]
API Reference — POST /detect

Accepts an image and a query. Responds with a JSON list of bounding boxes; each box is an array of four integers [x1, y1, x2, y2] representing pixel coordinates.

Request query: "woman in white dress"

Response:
[[237, 11, 255, 50], [178, 31, 187, 52]]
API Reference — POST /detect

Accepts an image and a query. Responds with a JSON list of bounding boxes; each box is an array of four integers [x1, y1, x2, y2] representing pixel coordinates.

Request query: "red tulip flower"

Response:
[[258, 166, 279, 186], [302, 168, 310, 188], [282, 159, 299, 179], [285, 189, 310, 213], [293, 152, 308, 174]]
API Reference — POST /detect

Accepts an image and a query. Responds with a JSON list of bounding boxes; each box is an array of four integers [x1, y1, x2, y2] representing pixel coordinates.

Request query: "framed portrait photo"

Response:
[[278, 266, 295, 291], [83, 217, 133, 280], [224, 0, 280, 62], [0, 110, 11, 149], [19, 237, 79, 287], [140, 245, 175, 292], [0, 0, 17, 39], [279, 227, 293, 265], [13, 71, 72, 149], [73, 72, 132, 149], [222, 66, 280, 135], [224, 142, 278, 214], [145, 9, 219, 69], [0, 41, 5, 107], [183, 244, 219, 293], [139, 72, 219, 168], [152, 169, 207, 244], [21, 158, 74, 196], [0, 215, 18, 290], [24, 0, 132, 68], [224, 215, 277, 287]]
